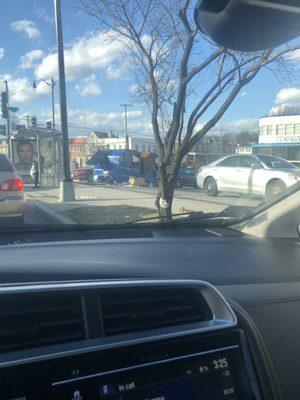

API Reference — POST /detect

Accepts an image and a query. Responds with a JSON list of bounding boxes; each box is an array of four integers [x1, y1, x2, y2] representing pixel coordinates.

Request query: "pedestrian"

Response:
[[30, 160, 39, 189]]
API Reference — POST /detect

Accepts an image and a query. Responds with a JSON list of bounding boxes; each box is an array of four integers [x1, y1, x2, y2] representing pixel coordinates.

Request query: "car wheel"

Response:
[[105, 176, 113, 184], [266, 179, 286, 198], [97, 176, 105, 184], [175, 178, 183, 188], [204, 177, 219, 196]]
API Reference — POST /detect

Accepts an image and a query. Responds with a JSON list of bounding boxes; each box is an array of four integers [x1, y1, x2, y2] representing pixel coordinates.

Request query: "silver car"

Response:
[[197, 154, 300, 197], [0, 154, 24, 219]]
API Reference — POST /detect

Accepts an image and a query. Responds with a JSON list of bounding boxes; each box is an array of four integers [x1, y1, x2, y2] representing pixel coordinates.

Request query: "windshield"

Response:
[[0, 1, 300, 228], [257, 155, 297, 170]]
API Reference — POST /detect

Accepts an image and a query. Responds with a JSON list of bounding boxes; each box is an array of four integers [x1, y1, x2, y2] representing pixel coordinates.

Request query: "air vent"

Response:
[[0, 292, 85, 353], [100, 287, 213, 336]]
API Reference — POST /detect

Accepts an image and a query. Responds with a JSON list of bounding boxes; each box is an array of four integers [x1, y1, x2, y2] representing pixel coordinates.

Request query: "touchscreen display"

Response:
[[52, 346, 255, 400]]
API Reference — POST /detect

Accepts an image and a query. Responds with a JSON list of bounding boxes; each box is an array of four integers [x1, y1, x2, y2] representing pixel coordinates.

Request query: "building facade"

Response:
[[0, 137, 8, 155], [69, 136, 88, 170], [87, 131, 156, 154], [253, 115, 300, 162]]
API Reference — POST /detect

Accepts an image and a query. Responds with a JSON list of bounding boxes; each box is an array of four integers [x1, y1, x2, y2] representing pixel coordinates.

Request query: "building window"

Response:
[[261, 126, 267, 135], [135, 144, 138, 151], [142, 144, 146, 152], [188, 154, 195, 163], [286, 124, 294, 135], [267, 125, 272, 135], [295, 124, 300, 134], [276, 125, 285, 135], [119, 145, 122, 149], [106, 144, 110, 149], [148, 145, 151, 152]]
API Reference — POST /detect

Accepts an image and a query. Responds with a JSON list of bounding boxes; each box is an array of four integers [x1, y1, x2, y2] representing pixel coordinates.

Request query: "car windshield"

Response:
[[0, 1, 300, 228], [257, 155, 297, 170]]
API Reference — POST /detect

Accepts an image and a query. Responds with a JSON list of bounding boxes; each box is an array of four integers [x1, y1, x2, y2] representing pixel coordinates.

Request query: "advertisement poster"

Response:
[[12, 138, 37, 183]]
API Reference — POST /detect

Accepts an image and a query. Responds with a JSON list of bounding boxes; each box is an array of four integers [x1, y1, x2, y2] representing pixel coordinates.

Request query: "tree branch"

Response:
[[185, 48, 225, 84]]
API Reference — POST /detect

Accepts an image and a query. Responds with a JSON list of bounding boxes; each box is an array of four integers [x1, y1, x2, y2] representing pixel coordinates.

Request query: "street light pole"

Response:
[[33, 78, 56, 130], [120, 103, 132, 150], [51, 77, 55, 131], [54, 0, 75, 201]]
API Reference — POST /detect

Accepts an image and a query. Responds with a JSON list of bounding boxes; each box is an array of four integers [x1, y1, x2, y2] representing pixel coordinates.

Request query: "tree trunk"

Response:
[[156, 165, 175, 221]]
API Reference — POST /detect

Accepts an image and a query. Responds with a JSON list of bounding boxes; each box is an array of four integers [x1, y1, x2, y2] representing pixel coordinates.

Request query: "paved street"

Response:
[[22, 183, 262, 224]]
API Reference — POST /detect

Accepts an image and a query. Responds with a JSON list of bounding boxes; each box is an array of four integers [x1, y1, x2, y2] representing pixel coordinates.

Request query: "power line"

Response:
[[15, 115, 137, 136]]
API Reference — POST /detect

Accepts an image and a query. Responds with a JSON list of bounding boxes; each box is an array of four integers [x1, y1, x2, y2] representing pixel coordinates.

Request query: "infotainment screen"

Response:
[[52, 345, 256, 400]]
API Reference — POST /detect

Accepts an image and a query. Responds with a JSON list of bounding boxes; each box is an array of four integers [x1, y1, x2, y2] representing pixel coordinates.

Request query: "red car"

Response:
[[72, 167, 93, 183]]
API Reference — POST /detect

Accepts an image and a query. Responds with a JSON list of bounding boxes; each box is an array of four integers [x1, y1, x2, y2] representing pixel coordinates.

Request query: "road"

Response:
[[22, 183, 262, 225], [72, 183, 261, 212]]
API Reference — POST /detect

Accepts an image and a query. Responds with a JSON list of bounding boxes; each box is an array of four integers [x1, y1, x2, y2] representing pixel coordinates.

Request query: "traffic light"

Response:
[[46, 121, 52, 130], [1, 91, 8, 120]]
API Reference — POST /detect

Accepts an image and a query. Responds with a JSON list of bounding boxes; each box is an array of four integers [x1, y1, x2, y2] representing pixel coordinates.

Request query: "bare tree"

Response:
[[80, 0, 300, 219], [86, 133, 104, 157]]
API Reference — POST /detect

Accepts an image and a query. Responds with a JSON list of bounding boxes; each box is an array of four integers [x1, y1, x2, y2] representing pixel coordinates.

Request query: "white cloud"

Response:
[[63, 108, 152, 135], [34, 2, 53, 24], [0, 48, 4, 59], [19, 49, 44, 69], [0, 74, 49, 104], [10, 20, 41, 39], [75, 74, 102, 97], [240, 90, 247, 97], [130, 84, 139, 95], [106, 65, 125, 80], [222, 119, 258, 131], [35, 30, 125, 81], [269, 103, 300, 116], [275, 87, 300, 105], [269, 87, 300, 116]]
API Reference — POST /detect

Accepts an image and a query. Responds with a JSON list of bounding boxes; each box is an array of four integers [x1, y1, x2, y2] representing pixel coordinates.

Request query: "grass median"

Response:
[[61, 205, 158, 225]]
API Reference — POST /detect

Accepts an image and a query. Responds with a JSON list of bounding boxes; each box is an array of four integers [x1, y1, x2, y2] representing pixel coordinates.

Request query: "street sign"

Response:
[[8, 106, 19, 113]]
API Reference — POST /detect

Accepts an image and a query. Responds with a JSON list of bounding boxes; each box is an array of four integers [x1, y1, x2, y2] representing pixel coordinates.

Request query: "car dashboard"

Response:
[[0, 227, 299, 400]]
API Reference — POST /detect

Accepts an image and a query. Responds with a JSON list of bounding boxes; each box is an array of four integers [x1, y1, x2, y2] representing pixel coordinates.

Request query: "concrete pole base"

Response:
[[59, 180, 76, 202]]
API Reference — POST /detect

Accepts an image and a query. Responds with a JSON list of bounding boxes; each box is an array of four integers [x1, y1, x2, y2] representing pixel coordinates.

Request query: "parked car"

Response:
[[0, 154, 24, 220], [93, 167, 114, 184], [175, 166, 197, 188], [197, 154, 300, 197], [72, 167, 94, 183]]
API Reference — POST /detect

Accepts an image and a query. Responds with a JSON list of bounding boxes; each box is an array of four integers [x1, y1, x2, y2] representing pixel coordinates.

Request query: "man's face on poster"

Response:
[[17, 144, 33, 165]]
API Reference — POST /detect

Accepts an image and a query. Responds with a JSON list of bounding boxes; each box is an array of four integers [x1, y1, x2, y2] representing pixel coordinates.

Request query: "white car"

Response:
[[197, 154, 300, 197], [0, 154, 24, 220]]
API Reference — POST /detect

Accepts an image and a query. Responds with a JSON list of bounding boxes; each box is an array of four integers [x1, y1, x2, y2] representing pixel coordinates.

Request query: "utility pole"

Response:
[[54, 0, 75, 201], [4, 80, 10, 158], [120, 103, 132, 150]]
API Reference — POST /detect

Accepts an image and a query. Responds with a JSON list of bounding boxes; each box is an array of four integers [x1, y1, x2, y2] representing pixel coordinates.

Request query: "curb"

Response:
[[26, 198, 77, 225]]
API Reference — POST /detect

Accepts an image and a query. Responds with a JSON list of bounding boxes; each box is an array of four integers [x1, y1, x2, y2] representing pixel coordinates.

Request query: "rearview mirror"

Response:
[[194, 0, 300, 51]]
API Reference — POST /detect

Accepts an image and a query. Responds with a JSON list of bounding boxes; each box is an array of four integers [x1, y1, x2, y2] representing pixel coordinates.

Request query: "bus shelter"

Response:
[[10, 127, 63, 187]]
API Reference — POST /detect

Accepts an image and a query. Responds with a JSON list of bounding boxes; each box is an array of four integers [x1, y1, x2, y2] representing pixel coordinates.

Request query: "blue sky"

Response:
[[0, 0, 299, 137]]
